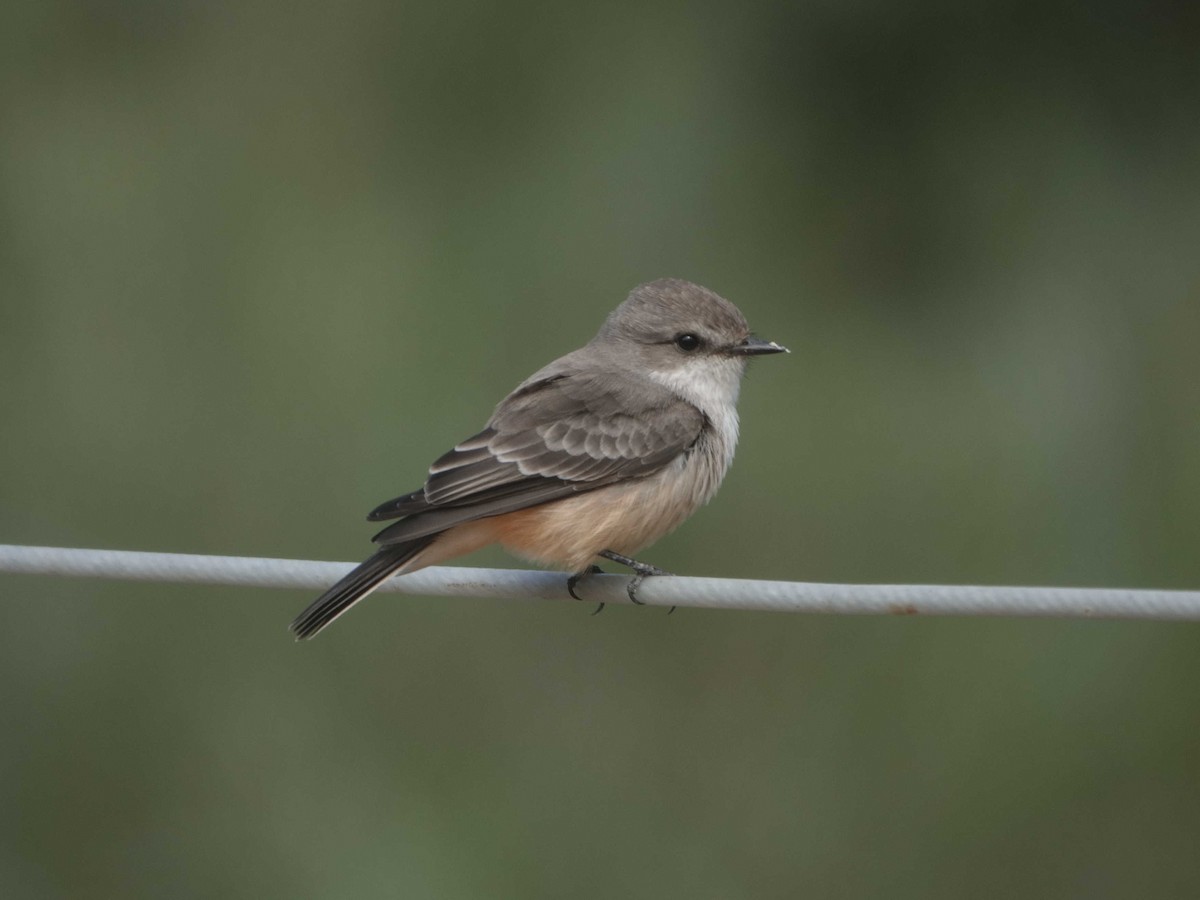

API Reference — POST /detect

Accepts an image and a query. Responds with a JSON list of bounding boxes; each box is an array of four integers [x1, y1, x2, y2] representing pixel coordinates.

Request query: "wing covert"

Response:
[[367, 367, 705, 544]]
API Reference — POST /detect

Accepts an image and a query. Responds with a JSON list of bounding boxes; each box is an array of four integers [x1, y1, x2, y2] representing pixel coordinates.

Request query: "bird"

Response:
[[290, 278, 787, 639]]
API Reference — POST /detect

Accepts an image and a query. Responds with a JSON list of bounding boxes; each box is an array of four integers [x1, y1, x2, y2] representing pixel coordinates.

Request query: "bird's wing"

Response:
[[367, 368, 705, 545]]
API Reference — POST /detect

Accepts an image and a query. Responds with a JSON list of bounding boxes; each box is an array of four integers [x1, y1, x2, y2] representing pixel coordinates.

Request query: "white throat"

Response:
[[646, 356, 744, 475]]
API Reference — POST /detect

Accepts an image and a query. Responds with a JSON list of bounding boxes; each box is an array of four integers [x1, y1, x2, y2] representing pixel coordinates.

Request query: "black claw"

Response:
[[598, 549, 671, 607], [567, 565, 603, 602], [571, 552, 673, 612], [590, 603, 606, 616], [626, 574, 647, 605]]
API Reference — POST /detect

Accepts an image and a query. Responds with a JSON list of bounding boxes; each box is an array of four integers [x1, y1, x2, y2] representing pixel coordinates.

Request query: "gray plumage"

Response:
[[368, 368, 706, 545], [290, 278, 785, 639]]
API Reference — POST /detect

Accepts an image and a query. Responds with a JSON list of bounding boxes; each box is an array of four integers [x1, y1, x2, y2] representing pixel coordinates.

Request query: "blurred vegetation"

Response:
[[2, 0, 1199, 897]]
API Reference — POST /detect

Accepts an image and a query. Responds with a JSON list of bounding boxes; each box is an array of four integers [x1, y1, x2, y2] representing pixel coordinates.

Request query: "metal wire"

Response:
[[1, 543, 1198, 620]]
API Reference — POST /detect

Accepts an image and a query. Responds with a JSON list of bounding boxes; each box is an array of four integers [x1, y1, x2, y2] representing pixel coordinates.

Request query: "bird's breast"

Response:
[[490, 420, 736, 572]]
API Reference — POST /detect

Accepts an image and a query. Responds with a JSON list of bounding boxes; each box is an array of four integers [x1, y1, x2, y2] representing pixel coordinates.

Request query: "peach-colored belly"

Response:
[[487, 469, 705, 572], [405, 438, 729, 576]]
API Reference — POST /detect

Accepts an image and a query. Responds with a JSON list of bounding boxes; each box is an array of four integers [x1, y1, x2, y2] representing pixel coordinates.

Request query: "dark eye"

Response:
[[674, 333, 702, 352]]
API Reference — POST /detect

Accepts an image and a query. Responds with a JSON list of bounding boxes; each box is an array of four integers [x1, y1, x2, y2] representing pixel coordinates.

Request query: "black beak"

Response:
[[730, 335, 789, 356]]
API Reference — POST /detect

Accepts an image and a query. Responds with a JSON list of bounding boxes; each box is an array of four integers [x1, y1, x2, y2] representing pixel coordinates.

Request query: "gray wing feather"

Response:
[[367, 366, 704, 544]]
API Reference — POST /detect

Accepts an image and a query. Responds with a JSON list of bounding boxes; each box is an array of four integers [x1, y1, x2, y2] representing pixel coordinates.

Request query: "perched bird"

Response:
[[291, 278, 786, 639]]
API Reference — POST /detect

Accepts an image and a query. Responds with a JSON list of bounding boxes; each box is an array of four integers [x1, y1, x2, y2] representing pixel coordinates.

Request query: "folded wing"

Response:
[[367, 367, 705, 545]]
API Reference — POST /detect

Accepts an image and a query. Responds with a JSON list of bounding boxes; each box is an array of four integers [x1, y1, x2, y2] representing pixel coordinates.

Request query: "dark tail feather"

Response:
[[290, 539, 433, 640]]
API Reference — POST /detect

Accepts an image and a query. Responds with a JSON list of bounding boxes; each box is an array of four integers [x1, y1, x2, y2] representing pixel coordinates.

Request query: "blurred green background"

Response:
[[2, 1, 1199, 897]]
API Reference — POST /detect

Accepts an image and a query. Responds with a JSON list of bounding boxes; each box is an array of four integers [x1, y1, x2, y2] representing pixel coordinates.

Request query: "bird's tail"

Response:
[[290, 538, 433, 640]]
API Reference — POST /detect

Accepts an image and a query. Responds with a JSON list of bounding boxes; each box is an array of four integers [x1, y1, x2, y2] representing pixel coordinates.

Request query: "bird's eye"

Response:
[[674, 333, 702, 352]]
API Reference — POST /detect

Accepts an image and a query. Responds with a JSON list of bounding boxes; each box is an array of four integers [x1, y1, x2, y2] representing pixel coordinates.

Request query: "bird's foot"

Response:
[[567, 565, 603, 601], [597, 550, 672, 605], [567, 565, 607, 615]]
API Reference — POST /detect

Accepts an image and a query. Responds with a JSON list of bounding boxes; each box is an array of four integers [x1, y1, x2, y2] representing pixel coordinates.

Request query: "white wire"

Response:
[[2, 544, 1198, 620]]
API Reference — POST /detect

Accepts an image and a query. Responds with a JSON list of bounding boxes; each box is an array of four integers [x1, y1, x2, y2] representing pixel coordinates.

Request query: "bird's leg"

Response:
[[567, 565, 607, 615], [597, 550, 672, 605]]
